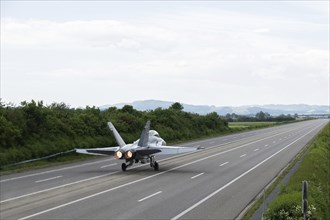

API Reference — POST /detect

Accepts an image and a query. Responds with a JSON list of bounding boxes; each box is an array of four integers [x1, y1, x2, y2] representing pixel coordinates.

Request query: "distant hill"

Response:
[[99, 100, 330, 116]]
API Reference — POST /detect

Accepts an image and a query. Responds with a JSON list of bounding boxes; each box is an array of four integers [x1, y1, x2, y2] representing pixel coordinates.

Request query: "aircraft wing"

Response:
[[147, 146, 200, 155], [75, 147, 120, 156]]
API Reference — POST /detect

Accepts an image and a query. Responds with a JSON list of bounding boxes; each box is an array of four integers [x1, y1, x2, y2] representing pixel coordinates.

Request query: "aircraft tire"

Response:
[[121, 163, 127, 171], [154, 162, 159, 171]]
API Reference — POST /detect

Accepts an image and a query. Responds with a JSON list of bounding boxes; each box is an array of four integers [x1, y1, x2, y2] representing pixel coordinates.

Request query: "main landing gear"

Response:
[[121, 156, 159, 171], [150, 156, 159, 171], [121, 160, 133, 171]]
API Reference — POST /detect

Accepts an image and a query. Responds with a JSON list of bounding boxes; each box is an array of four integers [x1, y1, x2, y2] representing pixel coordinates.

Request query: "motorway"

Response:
[[0, 119, 328, 220]]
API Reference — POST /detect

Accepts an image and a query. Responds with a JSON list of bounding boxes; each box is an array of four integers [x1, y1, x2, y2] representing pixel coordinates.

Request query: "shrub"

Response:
[[265, 192, 316, 220]]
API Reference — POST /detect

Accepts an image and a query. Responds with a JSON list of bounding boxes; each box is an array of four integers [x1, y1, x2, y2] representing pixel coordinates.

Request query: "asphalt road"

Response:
[[0, 119, 328, 220]]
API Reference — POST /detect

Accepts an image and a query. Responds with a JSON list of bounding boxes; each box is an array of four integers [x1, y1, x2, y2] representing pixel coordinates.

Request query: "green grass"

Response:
[[229, 121, 281, 131], [267, 122, 330, 220], [243, 122, 329, 220]]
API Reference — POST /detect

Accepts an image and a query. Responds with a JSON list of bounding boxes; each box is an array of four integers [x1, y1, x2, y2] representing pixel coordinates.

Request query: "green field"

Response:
[[228, 121, 279, 129], [243, 121, 329, 220]]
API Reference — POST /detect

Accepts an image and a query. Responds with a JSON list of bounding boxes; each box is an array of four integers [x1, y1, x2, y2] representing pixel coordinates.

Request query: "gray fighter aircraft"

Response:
[[75, 121, 202, 171]]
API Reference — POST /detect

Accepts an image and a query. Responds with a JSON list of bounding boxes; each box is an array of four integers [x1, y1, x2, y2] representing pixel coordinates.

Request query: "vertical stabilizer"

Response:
[[138, 120, 150, 147], [107, 122, 126, 148]]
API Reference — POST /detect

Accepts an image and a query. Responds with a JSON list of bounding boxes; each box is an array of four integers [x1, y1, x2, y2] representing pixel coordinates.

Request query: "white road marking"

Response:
[[35, 176, 62, 183], [100, 163, 117, 168], [264, 144, 269, 147], [240, 154, 247, 158], [279, 138, 282, 141], [138, 191, 162, 202], [191, 172, 205, 179], [272, 141, 276, 143], [0, 158, 115, 183], [254, 148, 259, 152], [1, 172, 118, 203], [17, 124, 323, 220], [171, 124, 323, 220], [219, 162, 229, 167]]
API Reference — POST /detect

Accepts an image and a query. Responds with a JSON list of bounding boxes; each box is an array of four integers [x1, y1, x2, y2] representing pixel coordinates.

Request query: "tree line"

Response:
[[0, 100, 229, 167], [225, 111, 296, 122]]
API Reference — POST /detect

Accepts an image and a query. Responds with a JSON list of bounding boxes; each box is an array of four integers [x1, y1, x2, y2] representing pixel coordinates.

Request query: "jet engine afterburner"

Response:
[[124, 150, 135, 159], [114, 151, 123, 159]]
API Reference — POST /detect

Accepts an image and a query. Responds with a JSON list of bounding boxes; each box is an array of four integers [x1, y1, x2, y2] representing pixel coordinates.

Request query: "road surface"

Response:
[[0, 119, 328, 220]]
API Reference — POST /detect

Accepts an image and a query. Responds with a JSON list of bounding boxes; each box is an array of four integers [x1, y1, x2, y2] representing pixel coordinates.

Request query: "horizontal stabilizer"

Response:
[[75, 147, 120, 156]]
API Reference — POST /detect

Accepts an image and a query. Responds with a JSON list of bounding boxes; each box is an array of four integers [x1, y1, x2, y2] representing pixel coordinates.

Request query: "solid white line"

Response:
[[240, 154, 247, 158], [171, 124, 322, 220], [35, 176, 62, 183], [254, 148, 259, 152], [191, 172, 205, 179], [219, 162, 229, 167], [0, 158, 115, 183], [18, 124, 323, 220], [100, 163, 117, 168], [1, 172, 118, 203], [138, 191, 162, 202]]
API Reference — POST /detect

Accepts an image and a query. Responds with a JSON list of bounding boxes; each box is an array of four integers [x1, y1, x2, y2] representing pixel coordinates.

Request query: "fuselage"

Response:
[[114, 130, 166, 161]]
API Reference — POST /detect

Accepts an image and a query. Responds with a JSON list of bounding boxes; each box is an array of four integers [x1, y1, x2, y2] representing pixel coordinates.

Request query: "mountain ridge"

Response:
[[99, 100, 329, 116]]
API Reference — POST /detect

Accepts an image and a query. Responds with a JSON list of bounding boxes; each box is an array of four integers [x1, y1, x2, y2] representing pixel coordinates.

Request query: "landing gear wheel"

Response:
[[153, 161, 159, 171], [121, 163, 127, 171], [150, 156, 155, 167]]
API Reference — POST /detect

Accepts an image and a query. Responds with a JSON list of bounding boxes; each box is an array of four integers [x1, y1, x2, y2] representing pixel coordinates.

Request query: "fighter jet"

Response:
[[75, 120, 202, 171]]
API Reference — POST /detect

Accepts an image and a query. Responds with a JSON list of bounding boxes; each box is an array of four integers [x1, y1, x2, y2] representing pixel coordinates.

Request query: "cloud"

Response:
[[1, 18, 177, 51], [1, 4, 329, 106]]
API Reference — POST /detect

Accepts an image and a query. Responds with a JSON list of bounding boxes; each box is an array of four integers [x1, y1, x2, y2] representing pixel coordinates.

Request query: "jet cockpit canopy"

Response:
[[149, 130, 160, 137]]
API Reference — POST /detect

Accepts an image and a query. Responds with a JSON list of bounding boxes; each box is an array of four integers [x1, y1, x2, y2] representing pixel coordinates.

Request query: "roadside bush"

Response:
[[265, 192, 316, 220], [0, 100, 229, 168]]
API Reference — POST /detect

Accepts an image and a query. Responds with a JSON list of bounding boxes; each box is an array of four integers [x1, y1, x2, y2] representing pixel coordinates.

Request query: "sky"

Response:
[[1, 1, 329, 108]]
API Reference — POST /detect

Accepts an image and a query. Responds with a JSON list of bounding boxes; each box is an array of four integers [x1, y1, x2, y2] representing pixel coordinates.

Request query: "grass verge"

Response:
[[242, 121, 329, 220]]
